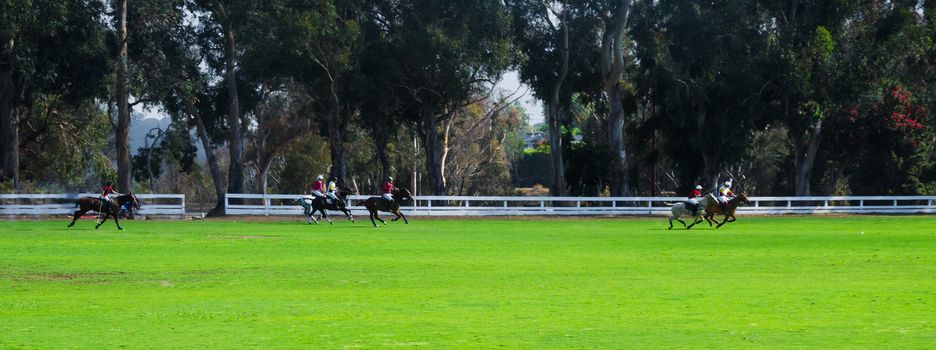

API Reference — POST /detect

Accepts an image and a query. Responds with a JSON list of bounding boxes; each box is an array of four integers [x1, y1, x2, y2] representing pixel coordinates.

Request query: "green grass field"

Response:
[[1, 216, 934, 349]]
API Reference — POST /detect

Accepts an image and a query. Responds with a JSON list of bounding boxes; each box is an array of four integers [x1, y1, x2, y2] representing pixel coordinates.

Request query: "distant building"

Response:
[[523, 132, 546, 149]]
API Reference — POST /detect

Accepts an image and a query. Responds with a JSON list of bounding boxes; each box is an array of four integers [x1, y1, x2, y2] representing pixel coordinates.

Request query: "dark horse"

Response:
[[361, 187, 413, 227], [296, 189, 355, 224], [68, 193, 142, 230], [702, 193, 751, 228]]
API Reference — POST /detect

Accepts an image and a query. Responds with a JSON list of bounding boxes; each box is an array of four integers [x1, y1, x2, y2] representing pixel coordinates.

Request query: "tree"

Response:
[[630, 0, 772, 190], [114, 0, 132, 192], [1, 0, 110, 189], [378, 0, 517, 195], [191, 0, 256, 197], [598, 0, 634, 196], [506, 0, 603, 196]]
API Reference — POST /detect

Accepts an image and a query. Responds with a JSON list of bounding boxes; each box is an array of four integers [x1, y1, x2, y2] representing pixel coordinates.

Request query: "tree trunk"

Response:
[[601, 0, 631, 196], [115, 0, 132, 193], [607, 88, 628, 195], [373, 127, 391, 186], [794, 118, 822, 196], [327, 110, 349, 184], [547, 4, 571, 197], [420, 103, 445, 195], [188, 98, 226, 216], [439, 113, 454, 191], [222, 20, 244, 197], [546, 102, 566, 196], [256, 154, 273, 196], [0, 65, 18, 187]]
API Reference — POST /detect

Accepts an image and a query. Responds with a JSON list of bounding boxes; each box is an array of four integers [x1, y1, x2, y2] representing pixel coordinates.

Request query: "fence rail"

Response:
[[225, 194, 936, 216], [0, 193, 185, 216]]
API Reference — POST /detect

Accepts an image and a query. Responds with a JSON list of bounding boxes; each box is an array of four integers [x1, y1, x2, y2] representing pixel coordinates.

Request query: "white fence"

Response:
[[0, 193, 186, 216], [225, 194, 936, 216]]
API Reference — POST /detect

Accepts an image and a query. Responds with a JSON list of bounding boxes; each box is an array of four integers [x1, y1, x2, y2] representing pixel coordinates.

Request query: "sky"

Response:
[[494, 71, 545, 125]]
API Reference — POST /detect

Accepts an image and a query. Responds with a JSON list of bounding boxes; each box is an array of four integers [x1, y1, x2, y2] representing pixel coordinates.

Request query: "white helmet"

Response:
[[724, 180, 731, 187], [695, 185, 703, 190], [316, 175, 324, 180]]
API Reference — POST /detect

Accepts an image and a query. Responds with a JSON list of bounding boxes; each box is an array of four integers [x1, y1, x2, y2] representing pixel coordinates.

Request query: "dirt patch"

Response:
[[3, 271, 127, 284], [206, 234, 279, 240]]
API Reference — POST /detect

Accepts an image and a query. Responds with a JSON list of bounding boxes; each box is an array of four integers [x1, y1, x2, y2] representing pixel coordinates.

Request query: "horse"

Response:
[[68, 193, 142, 230], [702, 193, 750, 228], [361, 187, 413, 227], [296, 189, 355, 224], [666, 195, 712, 230]]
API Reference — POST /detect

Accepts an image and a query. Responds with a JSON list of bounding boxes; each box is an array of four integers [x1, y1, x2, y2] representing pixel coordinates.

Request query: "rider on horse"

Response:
[[326, 175, 343, 206], [717, 179, 736, 210], [100, 180, 118, 211], [686, 185, 704, 216], [311, 175, 326, 201], [382, 176, 395, 204]]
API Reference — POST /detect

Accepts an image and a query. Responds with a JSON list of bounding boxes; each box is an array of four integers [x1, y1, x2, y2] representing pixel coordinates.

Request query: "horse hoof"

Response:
[[118, 227, 124, 231]]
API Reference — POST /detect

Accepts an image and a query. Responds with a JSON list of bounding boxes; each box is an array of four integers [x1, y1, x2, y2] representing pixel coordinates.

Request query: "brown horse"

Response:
[[702, 193, 750, 228], [68, 193, 142, 230], [361, 187, 413, 227]]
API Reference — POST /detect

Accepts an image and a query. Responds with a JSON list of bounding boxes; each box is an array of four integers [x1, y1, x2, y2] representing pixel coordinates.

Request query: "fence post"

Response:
[[576, 201, 581, 208], [893, 199, 898, 207], [787, 200, 792, 208], [180, 195, 186, 218], [503, 200, 507, 208]]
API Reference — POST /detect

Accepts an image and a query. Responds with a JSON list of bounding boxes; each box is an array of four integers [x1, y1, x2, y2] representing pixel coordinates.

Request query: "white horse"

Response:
[[667, 195, 712, 230]]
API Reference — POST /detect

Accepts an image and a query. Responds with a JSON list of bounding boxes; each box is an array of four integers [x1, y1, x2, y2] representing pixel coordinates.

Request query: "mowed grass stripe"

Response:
[[0, 216, 934, 348]]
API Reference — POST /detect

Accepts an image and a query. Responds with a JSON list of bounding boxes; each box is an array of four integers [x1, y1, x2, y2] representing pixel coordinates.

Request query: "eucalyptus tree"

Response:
[[0, 0, 110, 188], [190, 0, 257, 197], [506, 0, 603, 196], [758, 0, 861, 196], [374, 0, 518, 195], [630, 0, 773, 189], [597, 0, 634, 196], [244, 0, 365, 186]]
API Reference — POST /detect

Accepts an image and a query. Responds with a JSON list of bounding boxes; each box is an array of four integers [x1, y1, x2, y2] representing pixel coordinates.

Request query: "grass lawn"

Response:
[[1, 216, 934, 349]]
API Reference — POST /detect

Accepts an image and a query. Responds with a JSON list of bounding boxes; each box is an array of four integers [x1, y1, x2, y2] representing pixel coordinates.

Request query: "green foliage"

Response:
[[274, 134, 331, 194], [565, 141, 612, 196]]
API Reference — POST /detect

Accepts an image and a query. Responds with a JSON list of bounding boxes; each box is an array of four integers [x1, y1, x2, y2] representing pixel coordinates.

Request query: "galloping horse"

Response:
[[361, 187, 413, 227], [667, 195, 712, 230], [68, 193, 142, 230], [703, 193, 750, 228], [296, 189, 355, 224]]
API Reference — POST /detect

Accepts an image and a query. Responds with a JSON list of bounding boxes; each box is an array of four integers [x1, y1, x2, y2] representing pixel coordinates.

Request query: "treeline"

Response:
[[1, 1, 934, 214]]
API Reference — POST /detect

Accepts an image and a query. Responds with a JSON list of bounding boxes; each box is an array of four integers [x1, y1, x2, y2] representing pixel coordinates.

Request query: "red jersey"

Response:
[[689, 189, 701, 199], [101, 184, 114, 197], [311, 180, 324, 192], [382, 181, 394, 194]]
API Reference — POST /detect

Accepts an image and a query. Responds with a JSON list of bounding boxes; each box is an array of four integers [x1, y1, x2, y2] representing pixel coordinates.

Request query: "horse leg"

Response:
[[323, 210, 333, 225], [687, 217, 700, 229], [716, 215, 729, 228], [342, 208, 355, 223], [114, 214, 123, 230], [368, 209, 378, 227], [374, 212, 387, 225], [68, 209, 86, 228], [95, 214, 109, 229], [677, 218, 686, 227], [668, 217, 673, 230], [398, 210, 408, 224]]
